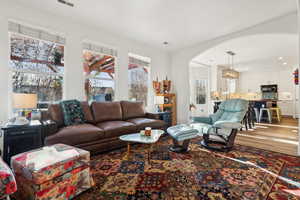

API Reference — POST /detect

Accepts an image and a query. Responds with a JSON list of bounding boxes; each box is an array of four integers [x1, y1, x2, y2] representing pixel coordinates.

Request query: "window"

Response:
[[128, 53, 151, 105], [227, 79, 237, 94], [83, 43, 117, 102], [195, 80, 207, 104], [9, 22, 65, 106]]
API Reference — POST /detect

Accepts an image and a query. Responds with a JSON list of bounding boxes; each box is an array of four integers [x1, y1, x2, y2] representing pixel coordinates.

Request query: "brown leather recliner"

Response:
[[44, 101, 166, 154]]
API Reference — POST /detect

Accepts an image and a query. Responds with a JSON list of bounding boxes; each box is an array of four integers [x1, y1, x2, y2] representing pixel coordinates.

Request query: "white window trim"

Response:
[[83, 42, 117, 57], [8, 21, 66, 45]]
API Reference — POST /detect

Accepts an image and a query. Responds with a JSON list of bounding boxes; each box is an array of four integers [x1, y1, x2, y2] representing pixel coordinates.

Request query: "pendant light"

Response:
[[222, 51, 239, 79]]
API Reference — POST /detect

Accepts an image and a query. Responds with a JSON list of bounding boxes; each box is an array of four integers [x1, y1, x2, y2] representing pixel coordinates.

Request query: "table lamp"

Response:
[[12, 93, 37, 125], [211, 91, 220, 100]]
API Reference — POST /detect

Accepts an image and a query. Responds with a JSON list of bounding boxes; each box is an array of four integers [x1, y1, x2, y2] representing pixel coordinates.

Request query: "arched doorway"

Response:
[[171, 13, 297, 126], [188, 33, 299, 155]]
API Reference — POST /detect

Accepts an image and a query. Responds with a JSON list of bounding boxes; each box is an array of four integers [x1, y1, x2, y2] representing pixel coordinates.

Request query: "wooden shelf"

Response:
[[157, 93, 177, 126], [156, 93, 175, 97], [158, 104, 173, 107]]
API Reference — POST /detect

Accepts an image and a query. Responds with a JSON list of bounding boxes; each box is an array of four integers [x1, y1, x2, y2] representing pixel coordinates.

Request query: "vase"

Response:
[[163, 78, 171, 93], [152, 80, 161, 94]]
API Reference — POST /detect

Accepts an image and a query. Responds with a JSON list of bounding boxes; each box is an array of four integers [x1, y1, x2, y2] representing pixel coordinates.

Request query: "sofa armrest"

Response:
[[145, 112, 160, 120], [192, 116, 212, 124], [213, 121, 242, 129]]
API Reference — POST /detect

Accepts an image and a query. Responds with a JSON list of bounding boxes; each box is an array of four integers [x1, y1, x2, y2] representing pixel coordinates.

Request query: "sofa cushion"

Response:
[[48, 104, 64, 128], [48, 102, 93, 126], [96, 121, 137, 138], [127, 118, 166, 130], [91, 102, 122, 123], [121, 101, 145, 120], [81, 101, 94, 123], [45, 123, 105, 146], [60, 100, 86, 126]]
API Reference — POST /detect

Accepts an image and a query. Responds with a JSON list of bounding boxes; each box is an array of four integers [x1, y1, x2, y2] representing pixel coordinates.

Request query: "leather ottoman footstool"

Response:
[[167, 124, 199, 153], [11, 144, 94, 200]]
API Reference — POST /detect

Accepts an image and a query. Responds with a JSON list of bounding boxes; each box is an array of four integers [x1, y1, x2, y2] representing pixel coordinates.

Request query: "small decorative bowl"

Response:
[[140, 130, 145, 136]]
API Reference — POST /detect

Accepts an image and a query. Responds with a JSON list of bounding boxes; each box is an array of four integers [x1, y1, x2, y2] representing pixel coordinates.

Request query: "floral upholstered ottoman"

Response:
[[11, 144, 94, 200], [0, 158, 16, 199]]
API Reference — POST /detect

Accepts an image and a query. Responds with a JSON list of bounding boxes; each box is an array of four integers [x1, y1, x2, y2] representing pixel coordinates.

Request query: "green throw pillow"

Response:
[[60, 100, 86, 126]]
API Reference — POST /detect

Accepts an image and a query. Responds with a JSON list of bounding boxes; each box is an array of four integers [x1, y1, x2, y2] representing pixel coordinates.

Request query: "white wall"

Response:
[[171, 12, 297, 124], [0, 1, 171, 121], [297, 0, 300, 155], [239, 68, 294, 94], [0, 16, 10, 123], [210, 64, 218, 92], [239, 67, 296, 116]]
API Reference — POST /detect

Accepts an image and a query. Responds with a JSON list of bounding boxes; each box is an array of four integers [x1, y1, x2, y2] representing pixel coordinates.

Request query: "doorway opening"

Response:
[[189, 34, 299, 156]]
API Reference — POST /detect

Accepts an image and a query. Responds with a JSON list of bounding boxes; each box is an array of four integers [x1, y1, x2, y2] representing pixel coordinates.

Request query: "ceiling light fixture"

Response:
[[221, 51, 239, 79], [57, 0, 74, 7], [283, 62, 287, 65], [278, 57, 283, 60]]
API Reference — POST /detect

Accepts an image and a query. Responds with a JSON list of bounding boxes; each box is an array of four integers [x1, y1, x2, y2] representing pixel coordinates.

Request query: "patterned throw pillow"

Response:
[[60, 100, 86, 126]]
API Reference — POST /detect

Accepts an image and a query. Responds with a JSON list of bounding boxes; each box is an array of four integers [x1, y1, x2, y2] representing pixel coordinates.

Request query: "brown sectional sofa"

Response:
[[44, 101, 166, 154]]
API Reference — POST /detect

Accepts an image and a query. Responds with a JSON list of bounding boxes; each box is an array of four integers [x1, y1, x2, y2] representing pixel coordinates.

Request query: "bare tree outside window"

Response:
[[10, 34, 64, 105], [128, 54, 150, 105]]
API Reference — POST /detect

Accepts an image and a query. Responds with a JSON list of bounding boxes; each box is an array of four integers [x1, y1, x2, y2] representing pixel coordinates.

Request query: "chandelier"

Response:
[[222, 51, 239, 79]]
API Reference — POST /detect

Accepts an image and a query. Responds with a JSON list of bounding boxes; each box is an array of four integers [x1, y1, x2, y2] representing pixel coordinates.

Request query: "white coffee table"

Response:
[[119, 129, 164, 163]]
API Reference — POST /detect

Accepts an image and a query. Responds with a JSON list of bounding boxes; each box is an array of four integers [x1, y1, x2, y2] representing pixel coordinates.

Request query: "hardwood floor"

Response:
[[236, 117, 299, 156]]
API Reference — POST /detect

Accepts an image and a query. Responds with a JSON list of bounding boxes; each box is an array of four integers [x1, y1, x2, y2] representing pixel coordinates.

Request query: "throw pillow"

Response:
[[60, 100, 86, 126]]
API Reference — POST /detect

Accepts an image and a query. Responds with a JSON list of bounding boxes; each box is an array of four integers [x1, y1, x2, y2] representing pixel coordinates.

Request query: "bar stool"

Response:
[[254, 108, 260, 122], [248, 103, 256, 128], [259, 108, 272, 123], [269, 107, 281, 122], [241, 102, 256, 131]]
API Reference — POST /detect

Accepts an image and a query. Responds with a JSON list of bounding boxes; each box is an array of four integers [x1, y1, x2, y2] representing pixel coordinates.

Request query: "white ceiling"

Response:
[[12, 0, 297, 51], [192, 34, 298, 71]]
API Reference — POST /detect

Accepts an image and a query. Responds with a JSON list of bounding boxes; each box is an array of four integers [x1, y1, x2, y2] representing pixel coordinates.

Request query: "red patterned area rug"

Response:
[[76, 137, 300, 200]]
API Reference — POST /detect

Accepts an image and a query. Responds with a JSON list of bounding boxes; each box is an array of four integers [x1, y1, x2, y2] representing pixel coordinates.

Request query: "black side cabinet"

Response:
[[152, 112, 172, 128], [1, 120, 42, 164]]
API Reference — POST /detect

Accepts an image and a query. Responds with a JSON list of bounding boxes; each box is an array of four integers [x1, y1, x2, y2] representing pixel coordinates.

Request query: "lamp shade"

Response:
[[155, 96, 165, 105], [13, 93, 37, 109], [222, 68, 239, 79], [211, 91, 220, 99]]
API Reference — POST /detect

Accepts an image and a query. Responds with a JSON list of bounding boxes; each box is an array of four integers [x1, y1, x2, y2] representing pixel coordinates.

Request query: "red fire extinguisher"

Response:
[[293, 69, 299, 85]]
